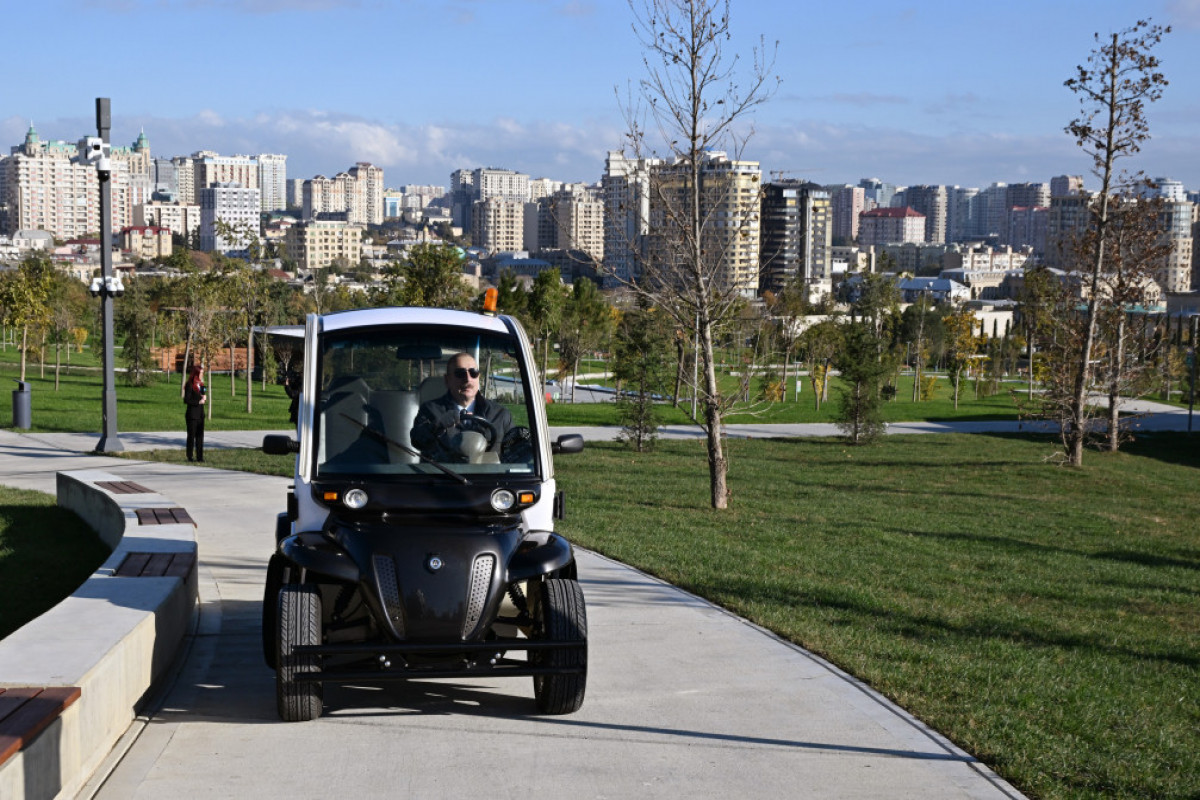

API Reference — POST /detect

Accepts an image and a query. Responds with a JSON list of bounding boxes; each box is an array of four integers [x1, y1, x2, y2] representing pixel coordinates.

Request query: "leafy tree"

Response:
[[47, 271, 89, 389], [619, 0, 778, 509], [834, 321, 890, 444], [495, 270, 529, 319], [943, 310, 978, 410], [1057, 19, 1169, 466], [900, 294, 942, 401], [226, 260, 272, 412], [115, 273, 158, 386], [0, 256, 54, 381], [557, 279, 614, 403], [798, 319, 842, 411], [613, 301, 673, 450], [377, 243, 472, 309], [527, 269, 567, 395], [762, 280, 809, 403], [1017, 266, 1058, 402]]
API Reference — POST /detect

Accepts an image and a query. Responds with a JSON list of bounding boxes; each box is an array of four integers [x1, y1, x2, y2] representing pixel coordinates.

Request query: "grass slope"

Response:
[[554, 433, 1199, 800], [0, 486, 110, 639]]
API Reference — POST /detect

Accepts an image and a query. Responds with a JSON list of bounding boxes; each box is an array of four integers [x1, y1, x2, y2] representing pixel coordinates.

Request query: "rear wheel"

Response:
[[276, 583, 323, 722], [530, 578, 587, 714]]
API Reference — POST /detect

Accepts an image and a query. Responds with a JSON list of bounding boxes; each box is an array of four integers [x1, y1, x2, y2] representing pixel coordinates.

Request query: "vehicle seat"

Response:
[[418, 375, 445, 405], [320, 378, 371, 463], [370, 389, 420, 464]]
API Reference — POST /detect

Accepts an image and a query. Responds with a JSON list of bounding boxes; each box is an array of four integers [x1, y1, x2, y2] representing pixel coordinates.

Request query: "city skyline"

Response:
[[5, 0, 1200, 191]]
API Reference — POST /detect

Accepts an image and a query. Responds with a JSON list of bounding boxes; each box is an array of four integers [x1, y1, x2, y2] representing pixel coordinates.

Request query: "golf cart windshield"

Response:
[[314, 325, 537, 478]]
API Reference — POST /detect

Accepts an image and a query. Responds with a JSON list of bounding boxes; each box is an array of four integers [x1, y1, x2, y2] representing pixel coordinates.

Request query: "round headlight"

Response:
[[343, 488, 368, 509], [490, 488, 516, 512]]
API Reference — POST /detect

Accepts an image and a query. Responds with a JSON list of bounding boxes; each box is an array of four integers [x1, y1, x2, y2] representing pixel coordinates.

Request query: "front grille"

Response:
[[373, 555, 405, 638], [462, 554, 495, 638]]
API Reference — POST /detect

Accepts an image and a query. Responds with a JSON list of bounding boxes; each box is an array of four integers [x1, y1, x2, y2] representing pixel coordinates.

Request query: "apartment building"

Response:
[[284, 219, 364, 271], [828, 184, 865, 243], [302, 163, 384, 226], [472, 198, 525, 254], [1158, 199, 1194, 293], [549, 184, 604, 261], [893, 184, 947, 244], [120, 226, 173, 260], [134, 200, 201, 242], [199, 182, 261, 253], [601, 150, 662, 286], [1005, 206, 1048, 253], [946, 186, 979, 243], [1045, 192, 1092, 268], [258, 154, 288, 213], [760, 180, 832, 295], [1, 124, 136, 238], [858, 207, 925, 247], [648, 151, 762, 297]]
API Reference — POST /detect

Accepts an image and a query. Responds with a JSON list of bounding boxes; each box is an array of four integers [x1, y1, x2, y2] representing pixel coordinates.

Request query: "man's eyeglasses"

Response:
[[452, 367, 480, 379]]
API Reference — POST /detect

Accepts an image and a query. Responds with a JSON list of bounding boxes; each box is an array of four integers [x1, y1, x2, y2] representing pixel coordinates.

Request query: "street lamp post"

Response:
[[85, 98, 124, 453]]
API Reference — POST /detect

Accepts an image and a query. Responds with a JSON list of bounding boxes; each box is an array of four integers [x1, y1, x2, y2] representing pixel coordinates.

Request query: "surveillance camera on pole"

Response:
[[76, 136, 112, 175]]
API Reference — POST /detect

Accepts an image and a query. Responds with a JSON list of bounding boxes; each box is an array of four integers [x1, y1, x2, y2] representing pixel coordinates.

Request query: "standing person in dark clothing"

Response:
[[284, 371, 301, 424], [184, 364, 207, 462]]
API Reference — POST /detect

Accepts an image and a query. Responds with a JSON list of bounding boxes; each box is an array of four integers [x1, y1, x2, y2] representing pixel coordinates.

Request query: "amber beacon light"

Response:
[[483, 287, 498, 315]]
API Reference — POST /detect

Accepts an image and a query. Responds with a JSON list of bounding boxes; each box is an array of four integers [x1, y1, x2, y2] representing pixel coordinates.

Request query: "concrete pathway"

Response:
[[0, 428, 1035, 799]]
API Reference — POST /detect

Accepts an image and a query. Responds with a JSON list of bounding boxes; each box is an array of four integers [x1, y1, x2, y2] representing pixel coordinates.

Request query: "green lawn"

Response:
[[0, 362, 294, 433], [554, 433, 1200, 800], [0, 485, 110, 639]]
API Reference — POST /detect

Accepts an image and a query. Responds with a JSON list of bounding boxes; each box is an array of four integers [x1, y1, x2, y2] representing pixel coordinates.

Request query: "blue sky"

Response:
[[5, 0, 1200, 192]]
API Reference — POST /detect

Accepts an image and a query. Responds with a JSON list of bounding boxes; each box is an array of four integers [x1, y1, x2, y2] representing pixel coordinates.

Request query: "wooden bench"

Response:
[[114, 551, 197, 578], [0, 687, 82, 768]]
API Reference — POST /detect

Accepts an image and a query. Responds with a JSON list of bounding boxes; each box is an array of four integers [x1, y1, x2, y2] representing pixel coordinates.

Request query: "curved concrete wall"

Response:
[[0, 470, 197, 800]]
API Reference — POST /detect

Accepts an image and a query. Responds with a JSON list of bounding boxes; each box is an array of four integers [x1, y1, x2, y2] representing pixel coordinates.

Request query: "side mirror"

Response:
[[551, 433, 584, 455], [262, 434, 299, 455]]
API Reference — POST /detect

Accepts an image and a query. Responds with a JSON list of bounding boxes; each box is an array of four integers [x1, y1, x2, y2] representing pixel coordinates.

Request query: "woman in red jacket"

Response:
[[183, 364, 207, 462]]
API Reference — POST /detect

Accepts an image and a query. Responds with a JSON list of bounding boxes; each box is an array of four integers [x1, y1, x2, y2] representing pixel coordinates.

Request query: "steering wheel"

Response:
[[458, 414, 499, 450]]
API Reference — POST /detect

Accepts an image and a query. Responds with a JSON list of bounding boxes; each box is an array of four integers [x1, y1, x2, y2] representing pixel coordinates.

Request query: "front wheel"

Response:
[[276, 583, 323, 722], [530, 578, 587, 714], [261, 554, 290, 669]]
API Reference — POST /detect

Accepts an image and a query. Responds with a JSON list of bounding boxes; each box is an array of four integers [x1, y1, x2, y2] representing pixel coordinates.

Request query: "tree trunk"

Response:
[[699, 318, 727, 509], [246, 325, 255, 414], [1106, 315, 1126, 452]]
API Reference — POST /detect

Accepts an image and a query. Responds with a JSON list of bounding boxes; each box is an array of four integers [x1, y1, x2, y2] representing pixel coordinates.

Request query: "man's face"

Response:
[[445, 355, 479, 406]]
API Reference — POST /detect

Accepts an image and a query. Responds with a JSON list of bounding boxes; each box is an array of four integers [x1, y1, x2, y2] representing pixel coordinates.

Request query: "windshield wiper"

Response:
[[339, 413, 469, 485]]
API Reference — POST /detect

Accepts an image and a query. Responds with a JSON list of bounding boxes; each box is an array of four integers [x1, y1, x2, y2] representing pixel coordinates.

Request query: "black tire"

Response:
[[276, 583, 323, 722], [531, 578, 587, 714], [261, 554, 290, 669]]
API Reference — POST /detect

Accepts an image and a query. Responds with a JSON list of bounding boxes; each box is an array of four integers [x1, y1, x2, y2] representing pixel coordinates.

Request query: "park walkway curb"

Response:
[[0, 470, 197, 800]]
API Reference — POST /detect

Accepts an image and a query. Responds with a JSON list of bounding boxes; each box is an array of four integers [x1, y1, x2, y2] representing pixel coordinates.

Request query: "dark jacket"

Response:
[[410, 393, 512, 461], [184, 384, 206, 421]]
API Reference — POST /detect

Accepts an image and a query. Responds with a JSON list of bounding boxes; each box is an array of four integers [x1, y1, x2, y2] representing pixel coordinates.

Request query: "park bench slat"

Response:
[[115, 551, 195, 578], [95, 481, 153, 495], [0, 687, 81, 765], [115, 552, 152, 577], [163, 552, 196, 578], [143, 552, 174, 576], [135, 507, 195, 527]]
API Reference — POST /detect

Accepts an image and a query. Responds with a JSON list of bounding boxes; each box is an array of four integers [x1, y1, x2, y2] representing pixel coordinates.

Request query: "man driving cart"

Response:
[[411, 352, 513, 462]]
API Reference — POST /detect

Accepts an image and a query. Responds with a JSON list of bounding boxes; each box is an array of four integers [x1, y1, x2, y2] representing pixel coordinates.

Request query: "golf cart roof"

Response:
[[319, 307, 510, 335]]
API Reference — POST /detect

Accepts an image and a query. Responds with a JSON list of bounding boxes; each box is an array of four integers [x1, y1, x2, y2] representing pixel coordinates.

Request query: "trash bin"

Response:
[[12, 380, 30, 429]]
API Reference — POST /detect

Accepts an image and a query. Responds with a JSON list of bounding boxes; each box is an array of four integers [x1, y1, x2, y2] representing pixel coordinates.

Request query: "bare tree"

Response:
[[1058, 19, 1169, 466], [619, 0, 777, 509]]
